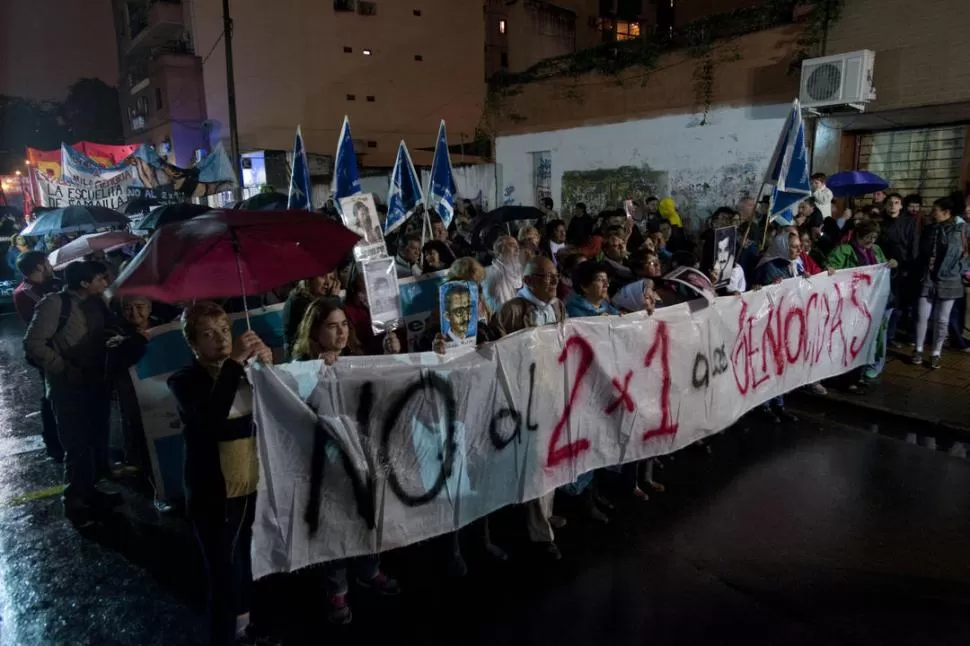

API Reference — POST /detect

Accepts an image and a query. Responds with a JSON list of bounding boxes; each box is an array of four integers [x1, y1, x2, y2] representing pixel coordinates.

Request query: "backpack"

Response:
[[25, 292, 72, 369]]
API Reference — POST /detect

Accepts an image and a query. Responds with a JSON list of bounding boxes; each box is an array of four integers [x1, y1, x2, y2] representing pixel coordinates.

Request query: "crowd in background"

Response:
[[7, 179, 970, 645]]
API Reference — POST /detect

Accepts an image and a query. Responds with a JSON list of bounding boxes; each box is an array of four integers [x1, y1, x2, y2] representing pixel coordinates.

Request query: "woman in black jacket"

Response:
[[167, 302, 276, 646], [911, 197, 970, 368]]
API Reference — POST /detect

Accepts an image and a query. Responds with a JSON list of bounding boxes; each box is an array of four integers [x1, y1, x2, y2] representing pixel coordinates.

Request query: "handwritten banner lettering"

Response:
[[249, 267, 890, 577]]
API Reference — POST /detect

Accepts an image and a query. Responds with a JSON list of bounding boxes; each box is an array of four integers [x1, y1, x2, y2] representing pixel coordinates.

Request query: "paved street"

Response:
[[0, 312, 968, 646]]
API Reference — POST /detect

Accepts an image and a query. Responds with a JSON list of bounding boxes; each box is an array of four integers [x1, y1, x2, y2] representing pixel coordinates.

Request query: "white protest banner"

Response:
[[249, 267, 890, 577], [129, 305, 284, 501], [34, 167, 137, 210]]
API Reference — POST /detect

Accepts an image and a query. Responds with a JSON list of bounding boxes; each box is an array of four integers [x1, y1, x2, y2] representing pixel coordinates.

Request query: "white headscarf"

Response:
[[484, 256, 523, 314], [613, 279, 647, 312]]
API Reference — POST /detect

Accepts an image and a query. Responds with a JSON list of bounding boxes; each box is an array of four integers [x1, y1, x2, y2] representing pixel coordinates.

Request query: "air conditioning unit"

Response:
[[799, 49, 876, 112]]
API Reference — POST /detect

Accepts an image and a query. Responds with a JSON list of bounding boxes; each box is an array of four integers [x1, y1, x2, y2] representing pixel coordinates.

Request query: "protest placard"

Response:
[[362, 256, 403, 334], [438, 280, 478, 347]]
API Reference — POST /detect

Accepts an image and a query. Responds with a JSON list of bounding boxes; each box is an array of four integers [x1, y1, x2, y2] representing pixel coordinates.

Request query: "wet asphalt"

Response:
[[0, 311, 968, 646]]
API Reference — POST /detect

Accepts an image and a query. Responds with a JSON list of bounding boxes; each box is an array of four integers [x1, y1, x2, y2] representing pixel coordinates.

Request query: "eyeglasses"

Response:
[[531, 273, 560, 283]]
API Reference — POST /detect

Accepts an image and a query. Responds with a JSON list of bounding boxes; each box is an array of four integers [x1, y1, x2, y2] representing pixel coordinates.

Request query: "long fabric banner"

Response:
[[30, 143, 237, 213], [248, 267, 890, 578]]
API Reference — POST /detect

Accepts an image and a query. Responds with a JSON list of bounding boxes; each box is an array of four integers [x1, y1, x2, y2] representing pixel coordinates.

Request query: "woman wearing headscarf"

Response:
[[910, 197, 970, 368]]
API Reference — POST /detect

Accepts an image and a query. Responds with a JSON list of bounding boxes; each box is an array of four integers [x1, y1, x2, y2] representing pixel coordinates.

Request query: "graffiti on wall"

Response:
[[560, 165, 668, 216], [670, 160, 760, 226], [503, 185, 517, 205]]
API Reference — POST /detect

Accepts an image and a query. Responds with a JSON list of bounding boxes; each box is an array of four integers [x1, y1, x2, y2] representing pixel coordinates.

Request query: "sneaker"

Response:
[[889, 340, 905, 349], [774, 407, 799, 424], [484, 541, 509, 562], [760, 406, 781, 424], [930, 355, 942, 369], [356, 571, 400, 596], [549, 515, 567, 530], [911, 352, 923, 366], [328, 594, 353, 625], [808, 382, 828, 396], [584, 504, 610, 524]]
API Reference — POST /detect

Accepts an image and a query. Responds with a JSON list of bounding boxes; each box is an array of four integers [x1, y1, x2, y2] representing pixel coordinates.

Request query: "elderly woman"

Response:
[[166, 302, 277, 646]]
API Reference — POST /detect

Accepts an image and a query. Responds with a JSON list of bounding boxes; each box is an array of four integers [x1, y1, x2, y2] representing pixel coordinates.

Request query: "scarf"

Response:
[[517, 286, 559, 326], [485, 256, 523, 313], [852, 240, 877, 266], [613, 279, 647, 312]]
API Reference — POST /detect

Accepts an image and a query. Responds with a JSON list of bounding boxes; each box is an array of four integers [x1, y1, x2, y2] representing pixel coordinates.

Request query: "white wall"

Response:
[[495, 104, 790, 228]]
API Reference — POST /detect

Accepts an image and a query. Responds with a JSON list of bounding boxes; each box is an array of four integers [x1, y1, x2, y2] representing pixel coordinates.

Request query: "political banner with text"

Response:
[[249, 267, 890, 578]]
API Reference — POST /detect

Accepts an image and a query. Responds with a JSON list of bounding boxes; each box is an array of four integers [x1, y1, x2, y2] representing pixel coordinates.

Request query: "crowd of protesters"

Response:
[[9, 181, 970, 645]]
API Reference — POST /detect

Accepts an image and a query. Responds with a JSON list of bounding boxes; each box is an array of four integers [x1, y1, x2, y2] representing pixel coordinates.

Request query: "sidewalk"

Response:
[[791, 347, 970, 436]]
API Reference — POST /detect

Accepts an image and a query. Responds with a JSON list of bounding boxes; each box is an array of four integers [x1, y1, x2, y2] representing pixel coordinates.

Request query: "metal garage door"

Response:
[[858, 125, 967, 203]]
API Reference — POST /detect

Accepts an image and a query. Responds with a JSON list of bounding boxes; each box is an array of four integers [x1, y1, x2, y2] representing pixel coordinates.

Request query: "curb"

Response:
[[786, 389, 970, 440]]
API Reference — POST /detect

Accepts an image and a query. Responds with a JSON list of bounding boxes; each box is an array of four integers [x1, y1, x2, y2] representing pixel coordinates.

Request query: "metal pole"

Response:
[[223, 0, 242, 194]]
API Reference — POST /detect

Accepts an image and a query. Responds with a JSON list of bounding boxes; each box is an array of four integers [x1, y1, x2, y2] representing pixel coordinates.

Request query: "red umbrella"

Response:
[[111, 210, 360, 314], [48, 230, 143, 270]]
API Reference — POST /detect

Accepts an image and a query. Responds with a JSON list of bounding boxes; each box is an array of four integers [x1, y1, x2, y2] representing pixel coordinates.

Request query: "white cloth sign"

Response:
[[34, 167, 137, 210], [250, 267, 890, 578]]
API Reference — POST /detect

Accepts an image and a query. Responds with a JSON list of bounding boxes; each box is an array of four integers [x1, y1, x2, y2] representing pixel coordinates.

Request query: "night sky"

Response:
[[0, 0, 118, 100]]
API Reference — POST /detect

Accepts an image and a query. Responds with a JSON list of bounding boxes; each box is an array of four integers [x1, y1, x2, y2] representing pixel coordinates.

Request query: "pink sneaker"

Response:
[[329, 594, 352, 625]]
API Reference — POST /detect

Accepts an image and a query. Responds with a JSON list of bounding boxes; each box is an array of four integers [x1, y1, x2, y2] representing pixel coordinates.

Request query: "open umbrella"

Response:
[[235, 191, 289, 211], [826, 170, 889, 198], [21, 205, 129, 236], [468, 205, 546, 250], [125, 197, 160, 215], [137, 203, 211, 232], [48, 230, 143, 270], [111, 210, 360, 323]]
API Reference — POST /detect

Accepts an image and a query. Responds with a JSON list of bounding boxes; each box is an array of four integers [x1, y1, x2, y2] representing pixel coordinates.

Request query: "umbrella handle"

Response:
[[231, 231, 252, 330]]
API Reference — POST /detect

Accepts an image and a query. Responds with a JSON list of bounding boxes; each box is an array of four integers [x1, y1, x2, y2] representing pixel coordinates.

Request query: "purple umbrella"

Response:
[[826, 170, 889, 198]]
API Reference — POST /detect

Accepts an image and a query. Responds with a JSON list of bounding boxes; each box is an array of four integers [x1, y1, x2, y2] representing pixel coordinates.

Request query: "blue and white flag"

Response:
[[287, 125, 313, 210], [766, 99, 811, 221], [331, 116, 361, 210], [385, 141, 424, 235], [427, 120, 458, 229]]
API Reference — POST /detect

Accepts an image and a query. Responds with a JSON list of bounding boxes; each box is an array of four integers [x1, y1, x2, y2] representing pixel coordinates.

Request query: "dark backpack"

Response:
[[25, 292, 72, 369]]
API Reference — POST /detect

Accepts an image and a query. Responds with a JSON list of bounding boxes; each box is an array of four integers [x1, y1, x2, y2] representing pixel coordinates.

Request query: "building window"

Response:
[[499, 19, 506, 34], [154, 87, 163, 110], [333, 0, 354, 12], [362, 49, 372, 56], [414, 54, 423, 61], [358, 1, 376, 16], [413, 9, 421, 16], [500, 52, 508, 68], [346, 94, 356, 101], [366, 140, 377, 148], [366, 95, 375, 102], [343, 46, 352, 53], [615, 20, 640, 40]]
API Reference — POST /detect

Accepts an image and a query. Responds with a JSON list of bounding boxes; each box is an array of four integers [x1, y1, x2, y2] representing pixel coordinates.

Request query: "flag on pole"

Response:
[[287, 125, 312, 210], [385, 140, 424, 235], [765, 99, 811, 223], [331, 116, 362, 209], [427, 120, 458, 229]]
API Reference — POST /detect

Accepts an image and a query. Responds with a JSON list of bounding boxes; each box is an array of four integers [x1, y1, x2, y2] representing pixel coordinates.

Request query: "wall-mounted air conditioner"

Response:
[[799, 49, 876, 112]]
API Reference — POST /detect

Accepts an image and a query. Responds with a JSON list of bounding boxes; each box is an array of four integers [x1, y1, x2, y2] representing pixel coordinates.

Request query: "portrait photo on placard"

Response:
[[710, 226, 737, 287], [339, 193, 384, 246], [438, 280, 479, 346], [362, 256, 402, 333]]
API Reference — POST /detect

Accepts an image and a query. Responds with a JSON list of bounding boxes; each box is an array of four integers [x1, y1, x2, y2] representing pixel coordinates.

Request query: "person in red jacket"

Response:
[[13, 251, 63, 462]]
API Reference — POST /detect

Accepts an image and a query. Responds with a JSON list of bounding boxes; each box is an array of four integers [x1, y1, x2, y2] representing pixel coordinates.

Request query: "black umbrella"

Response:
[[21, 205, 129, 236], [235, 191, 289, 211], [125, 197, 161, 215], [137, 203, 212, 231], [486, 205, 546, 222]]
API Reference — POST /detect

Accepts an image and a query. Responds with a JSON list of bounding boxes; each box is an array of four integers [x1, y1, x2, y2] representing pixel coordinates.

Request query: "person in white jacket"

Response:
[[811, 172, 834, 220], [483, 235, 523, 314]]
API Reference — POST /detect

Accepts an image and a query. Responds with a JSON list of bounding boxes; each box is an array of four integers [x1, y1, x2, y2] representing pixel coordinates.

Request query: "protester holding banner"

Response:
[[291, 299, 361, 362], [166, 302, 277, 646], [282, 273, 341, 359], [491, 256, 568, 560]]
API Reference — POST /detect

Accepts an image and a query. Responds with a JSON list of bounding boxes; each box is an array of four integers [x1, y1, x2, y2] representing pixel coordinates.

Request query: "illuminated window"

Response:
[[362, 49, 372, 56], [615, 20, 640, 41], [499, 19, 506, 34]]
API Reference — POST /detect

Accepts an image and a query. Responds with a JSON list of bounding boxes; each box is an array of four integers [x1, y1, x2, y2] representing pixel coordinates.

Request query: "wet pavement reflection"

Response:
[[0, 312, 967, 645]]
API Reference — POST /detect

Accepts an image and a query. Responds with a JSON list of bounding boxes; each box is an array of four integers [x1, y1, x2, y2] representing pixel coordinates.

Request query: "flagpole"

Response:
[[223, 0, 242, 197]]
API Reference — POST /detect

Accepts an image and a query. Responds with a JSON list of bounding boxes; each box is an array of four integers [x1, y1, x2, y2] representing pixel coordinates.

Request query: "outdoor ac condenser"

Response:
[[799, 50, 876, 112]]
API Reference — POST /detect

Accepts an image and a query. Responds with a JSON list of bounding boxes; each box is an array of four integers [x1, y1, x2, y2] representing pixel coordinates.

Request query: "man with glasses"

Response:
[[491, 257, 567, 560]]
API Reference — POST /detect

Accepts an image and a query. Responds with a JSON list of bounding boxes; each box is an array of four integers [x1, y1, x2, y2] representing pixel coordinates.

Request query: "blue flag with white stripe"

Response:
[[287, 125, 312, 210], [766, 99, 811, 221], [427, 120, 458, 229], [385, 140, 424, 235], [331, 116, 361, 209]]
